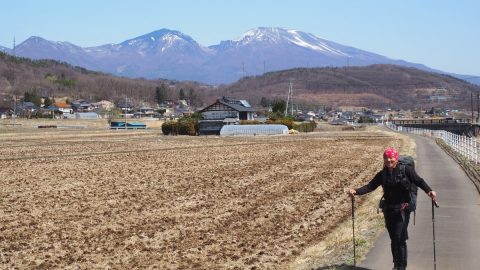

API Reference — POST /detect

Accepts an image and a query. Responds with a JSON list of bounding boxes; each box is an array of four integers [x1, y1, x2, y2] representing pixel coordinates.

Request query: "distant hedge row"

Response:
[[163, 117, 317, 135]]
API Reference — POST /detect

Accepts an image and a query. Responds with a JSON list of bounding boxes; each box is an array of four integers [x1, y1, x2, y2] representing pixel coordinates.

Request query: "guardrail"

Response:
[[385, 122, 479, 164]]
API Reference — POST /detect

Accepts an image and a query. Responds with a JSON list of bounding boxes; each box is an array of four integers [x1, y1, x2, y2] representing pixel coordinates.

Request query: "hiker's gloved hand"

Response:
[[347, 189, 356, 198]]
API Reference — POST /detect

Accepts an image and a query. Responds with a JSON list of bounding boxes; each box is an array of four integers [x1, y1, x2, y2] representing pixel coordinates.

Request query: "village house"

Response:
[[92, 100, 114, 111], [134, 106, 155, 118], [197, 96, 256, 135], [14, 102, 39, 118], [71, 100, 94, 112], [49, 102, 73, 115]]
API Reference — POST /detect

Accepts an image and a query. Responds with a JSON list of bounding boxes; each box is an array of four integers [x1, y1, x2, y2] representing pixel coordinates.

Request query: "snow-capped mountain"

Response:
[[14, 36, 92, 67], [3, 27, 433, 84], [0, 45, 10, 53], [88, 29, 211, 56], [214, 27, 348, 56], [204, 27, 429, 83], [83, 29, 213, 81]]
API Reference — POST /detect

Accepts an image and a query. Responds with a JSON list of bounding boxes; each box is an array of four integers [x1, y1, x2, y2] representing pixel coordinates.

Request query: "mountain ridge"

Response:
[[2, 27, 466, 84], [1, 51, 479, 110], [220, 65, 480, 110]]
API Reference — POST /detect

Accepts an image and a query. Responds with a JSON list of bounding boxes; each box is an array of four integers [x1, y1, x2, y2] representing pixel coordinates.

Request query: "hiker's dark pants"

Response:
[[384, 208, 408, 268]]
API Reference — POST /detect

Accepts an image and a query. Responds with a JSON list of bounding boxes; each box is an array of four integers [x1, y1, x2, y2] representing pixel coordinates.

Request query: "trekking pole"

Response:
[[431, 199, 439, 270], [351, 196, 356, 267]]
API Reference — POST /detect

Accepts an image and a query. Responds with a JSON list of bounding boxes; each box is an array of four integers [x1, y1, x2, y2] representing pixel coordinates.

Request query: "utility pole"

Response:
[[13, 95, 16, 125], [471, 92, 474, 123], [477, 92, 479, 123], [285, 80, 293, 117], [12, 36, 16, 125], [291, 81, 294, 116], [124, 96, 128, 130]]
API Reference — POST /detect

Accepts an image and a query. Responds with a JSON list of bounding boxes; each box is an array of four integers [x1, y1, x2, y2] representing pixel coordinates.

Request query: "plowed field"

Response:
[[0, 130, 400, 269]]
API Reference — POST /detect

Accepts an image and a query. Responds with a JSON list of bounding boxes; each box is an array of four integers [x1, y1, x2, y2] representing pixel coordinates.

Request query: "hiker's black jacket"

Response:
[[355, 165, 432, 205]]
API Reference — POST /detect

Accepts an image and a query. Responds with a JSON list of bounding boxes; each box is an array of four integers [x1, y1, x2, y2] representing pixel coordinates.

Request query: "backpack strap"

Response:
[[399, 164, 406, 179], [400, 164, 417, 225]]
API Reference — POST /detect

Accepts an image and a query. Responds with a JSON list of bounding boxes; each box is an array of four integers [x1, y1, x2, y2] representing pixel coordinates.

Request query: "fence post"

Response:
[[476, 138, 478, 164], [394, 125, 477, 164]]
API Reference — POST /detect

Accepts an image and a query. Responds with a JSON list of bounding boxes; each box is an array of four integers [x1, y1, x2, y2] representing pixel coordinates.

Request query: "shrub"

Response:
[[293, 121, 317, 132], [162, 116, 199, 136], [177, 120, 197, 136], [266, 118, 294, 129], [161, 121, 178, 135]]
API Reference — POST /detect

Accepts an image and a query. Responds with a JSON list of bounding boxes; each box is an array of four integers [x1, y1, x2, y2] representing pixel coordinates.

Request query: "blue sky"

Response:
[[1, 0, 479, 76]]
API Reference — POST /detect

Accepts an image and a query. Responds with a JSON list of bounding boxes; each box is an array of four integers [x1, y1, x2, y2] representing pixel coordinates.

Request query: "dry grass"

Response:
[[0, 123, 411, 269]]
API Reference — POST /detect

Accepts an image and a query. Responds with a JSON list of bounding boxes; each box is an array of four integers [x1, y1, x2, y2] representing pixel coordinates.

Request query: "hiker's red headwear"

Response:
[[383, 147, 399, 160]]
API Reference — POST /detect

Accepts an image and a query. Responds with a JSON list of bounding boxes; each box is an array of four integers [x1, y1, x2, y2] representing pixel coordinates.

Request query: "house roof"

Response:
[[0, 107, 12, 113], [15, 102, 39, 110], [200, 97, 256, 113], [53, 102, 71, 108], [218, 99, 256, 112]]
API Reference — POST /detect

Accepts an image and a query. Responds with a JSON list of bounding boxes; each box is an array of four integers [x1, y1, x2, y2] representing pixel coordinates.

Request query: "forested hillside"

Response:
[[225, 65, 480, 109], [2, 51, 478, 110], [0, 52, 210, 107]]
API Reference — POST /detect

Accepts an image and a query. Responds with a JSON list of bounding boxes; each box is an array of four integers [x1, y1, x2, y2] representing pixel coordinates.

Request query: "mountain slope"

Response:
[[222, 65, 480, 109], [0, 51, 205, 105], [1, 50, 478, 110], [85, 29, 213, 80], [205, 27, 429, 83], [1, 27, 451, 84]]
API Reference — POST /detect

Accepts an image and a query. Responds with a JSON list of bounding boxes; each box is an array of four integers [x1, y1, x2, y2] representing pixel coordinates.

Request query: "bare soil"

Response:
[[0, 127, 401, 269]]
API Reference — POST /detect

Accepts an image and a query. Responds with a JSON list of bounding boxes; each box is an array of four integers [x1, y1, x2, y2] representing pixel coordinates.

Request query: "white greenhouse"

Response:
[[220, 124, 289, 136]]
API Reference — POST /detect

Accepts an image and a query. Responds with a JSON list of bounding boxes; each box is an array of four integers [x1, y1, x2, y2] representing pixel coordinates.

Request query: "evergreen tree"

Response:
[[179, 88, 186, 100], [155, 84, 168, 105], [23, 91, 42, 107], [43, 97, 53, 107], [271, 99, 286, 114], [187, 88, 196, 105], [23, 91, 31, 102], [260, 97, 269, 107]]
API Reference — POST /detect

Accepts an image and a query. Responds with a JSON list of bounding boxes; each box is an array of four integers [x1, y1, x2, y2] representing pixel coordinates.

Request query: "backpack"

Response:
[[398, 155, 418, 212]]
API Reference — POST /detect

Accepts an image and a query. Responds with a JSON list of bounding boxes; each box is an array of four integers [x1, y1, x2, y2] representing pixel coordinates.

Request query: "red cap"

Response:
[[383, 147, 399, 160]]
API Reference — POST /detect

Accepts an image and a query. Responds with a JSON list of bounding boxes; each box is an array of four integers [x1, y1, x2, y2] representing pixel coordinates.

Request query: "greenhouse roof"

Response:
[[220, 124, 288, 136]]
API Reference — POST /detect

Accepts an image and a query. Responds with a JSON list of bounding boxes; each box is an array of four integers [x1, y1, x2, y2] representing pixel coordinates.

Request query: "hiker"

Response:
[[347, 147, 437, 270]]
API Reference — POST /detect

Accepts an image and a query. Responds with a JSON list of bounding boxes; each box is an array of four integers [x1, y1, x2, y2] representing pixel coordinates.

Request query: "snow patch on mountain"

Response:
[[286, 29, 349, 56], [232, 27, 349, 56]]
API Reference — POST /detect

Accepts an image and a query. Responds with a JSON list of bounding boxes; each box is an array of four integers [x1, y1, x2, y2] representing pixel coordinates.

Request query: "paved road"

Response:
[[359, 135, 480, 270]]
